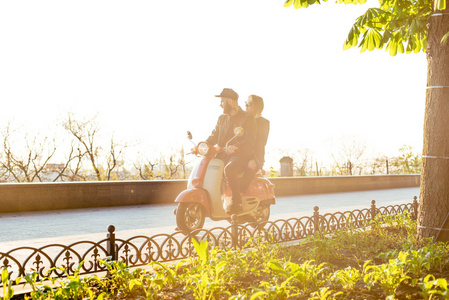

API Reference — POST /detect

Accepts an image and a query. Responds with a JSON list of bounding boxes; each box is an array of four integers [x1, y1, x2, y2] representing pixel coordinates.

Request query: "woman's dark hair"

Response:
[[249, 95, 264, 115]]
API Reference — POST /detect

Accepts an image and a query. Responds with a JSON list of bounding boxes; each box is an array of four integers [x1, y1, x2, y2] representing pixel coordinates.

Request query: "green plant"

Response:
[[1, 211, 437, 299], [227, 240, 282, 280], [23, 262, 105, 300], [309, 287, 343, 300], [304, 230, 342, 262], [268, 166, 277, 177], [381, 245, 442, 279], [98, 258, 144, 297], [268, 259, 327, 292], [150, 260, 183, 287], [417, 274, 449, 299], [182, 239, 230, 300], [403, 249, 432, 278], [330, 266, 362, 290], [364, 259, 410, 298], [333, 218, 362, 250], [121, 260, 183, 300], [2, 268, 21, 300], [100, 258, 182, 299], [251, 279, 300, 300], [22, 272, 40, 297], [415, 241, 449, 273]]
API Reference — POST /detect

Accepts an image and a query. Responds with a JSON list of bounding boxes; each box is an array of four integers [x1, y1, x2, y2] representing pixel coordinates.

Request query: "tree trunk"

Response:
[[418, 5, 449, 241]]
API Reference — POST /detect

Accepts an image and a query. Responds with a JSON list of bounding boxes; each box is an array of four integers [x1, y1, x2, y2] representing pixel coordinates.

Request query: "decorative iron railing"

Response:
[[0, 197, 418, 285]]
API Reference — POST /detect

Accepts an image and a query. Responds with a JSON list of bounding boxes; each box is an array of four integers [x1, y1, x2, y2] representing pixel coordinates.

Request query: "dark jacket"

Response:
[[254, 117, 270, 168], [207, 107, 256, 156]]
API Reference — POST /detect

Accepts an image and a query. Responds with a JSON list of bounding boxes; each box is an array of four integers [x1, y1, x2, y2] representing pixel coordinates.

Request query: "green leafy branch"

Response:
[[283, 0, 449, 56]]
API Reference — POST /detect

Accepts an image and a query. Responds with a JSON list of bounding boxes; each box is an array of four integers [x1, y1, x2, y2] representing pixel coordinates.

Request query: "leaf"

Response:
[[215, 260, 227, 276], [348, 25, 360, 41], [397, 251, 408, 262], [192, 238, 209, 264], [389, 39, 398, 56], [409, 20, 418, 38], [398, 40, 405, 53], [2, 268, 9, 285], [413, 38, 421, 53], [436, 278, 448, 290], [368, 32, 375, 51], [434, 0, 446, 10], [129, 279, 142, 290], [284, 0, 294, 7], [372, 29, 382, 49], [360, 30, 369, 52], [251, 291, 268, 300], [343, 41, 352, 50], [268, 260, 288, 277], [406, 41, 413, 54]]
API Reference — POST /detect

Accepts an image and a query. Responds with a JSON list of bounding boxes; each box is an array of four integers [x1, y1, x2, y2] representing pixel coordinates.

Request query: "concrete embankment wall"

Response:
[[0, 175, 420, 213], [272, 175, 420, 196]]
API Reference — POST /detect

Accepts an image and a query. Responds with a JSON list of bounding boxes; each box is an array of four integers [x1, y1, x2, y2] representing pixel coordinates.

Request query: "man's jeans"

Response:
[[224, 154, 250, 205]]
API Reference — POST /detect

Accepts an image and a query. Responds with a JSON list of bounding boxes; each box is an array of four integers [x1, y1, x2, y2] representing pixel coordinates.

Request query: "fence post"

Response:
[[371, 200, 377, 221], [412, 196, 418, 220], [231, 214, 239, 249], [107, 225, 116, 261], [313, 206, 320, 233]]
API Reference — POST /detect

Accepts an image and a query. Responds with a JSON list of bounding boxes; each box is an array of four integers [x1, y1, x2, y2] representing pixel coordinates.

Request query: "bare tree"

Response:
[[0, 125, 73, 182], [63, 113, 102, 180], [291, 149, 314, 176], [178, 147, 189, 179], [105, 136, 129, 180], [133, 148, 162, 180], [134, 159, 157, 180], [62, 113, 128, 181], [158, 148, 187, 179], [135, 147, 190, 180], [387, 145, 422, 175], [368, 155, 389, 175], [161, 155, 180, 179], [274, 148, 315, 176], [330, 135, 367, 176], [53, 144, 87, 181]]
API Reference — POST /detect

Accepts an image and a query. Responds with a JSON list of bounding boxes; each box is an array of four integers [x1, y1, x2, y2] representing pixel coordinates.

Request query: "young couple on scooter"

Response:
[[206, 88, 270, 215]]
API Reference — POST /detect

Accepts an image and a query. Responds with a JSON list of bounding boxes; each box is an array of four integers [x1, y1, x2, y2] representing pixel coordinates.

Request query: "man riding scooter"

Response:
[[174, 89, 275, 232], [206, 88, 256, 214]]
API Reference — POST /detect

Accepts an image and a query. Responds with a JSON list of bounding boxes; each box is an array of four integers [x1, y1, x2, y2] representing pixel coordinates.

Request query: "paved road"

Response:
[[0, 187, 419, 249]]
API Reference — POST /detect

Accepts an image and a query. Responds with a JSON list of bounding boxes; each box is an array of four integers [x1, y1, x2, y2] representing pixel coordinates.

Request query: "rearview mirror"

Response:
[[187, 131, 193, 140]]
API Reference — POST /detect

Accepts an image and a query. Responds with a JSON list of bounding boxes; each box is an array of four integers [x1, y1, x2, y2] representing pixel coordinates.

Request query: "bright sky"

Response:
[[0, 0, 427, 168]]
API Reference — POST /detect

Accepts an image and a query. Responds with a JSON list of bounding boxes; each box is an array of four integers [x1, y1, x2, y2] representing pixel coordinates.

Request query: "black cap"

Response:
[[215, 88, 238, 100]]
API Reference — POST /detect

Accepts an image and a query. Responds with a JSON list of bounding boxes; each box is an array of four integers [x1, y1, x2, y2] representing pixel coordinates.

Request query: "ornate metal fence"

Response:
[[0, 197, 418, 285]]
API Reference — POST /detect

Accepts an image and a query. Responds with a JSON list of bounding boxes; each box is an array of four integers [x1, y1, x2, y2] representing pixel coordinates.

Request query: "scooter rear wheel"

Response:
[[250, 205, 270, 229], [176, 202, 205, 233]]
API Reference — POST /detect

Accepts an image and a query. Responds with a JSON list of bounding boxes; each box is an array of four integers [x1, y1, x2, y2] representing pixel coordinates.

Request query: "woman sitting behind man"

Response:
[[241, 94, 270, 192]]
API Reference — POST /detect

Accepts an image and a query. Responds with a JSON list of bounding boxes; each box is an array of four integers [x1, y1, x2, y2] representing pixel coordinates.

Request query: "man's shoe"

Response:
[[226, 203, 242, 215]]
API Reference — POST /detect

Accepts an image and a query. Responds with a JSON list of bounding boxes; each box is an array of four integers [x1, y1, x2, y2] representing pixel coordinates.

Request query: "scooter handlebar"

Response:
[[187, 147, 198, 156]]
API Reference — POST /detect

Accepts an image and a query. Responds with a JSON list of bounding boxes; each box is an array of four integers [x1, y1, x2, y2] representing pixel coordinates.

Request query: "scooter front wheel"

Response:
[[176, 202, 206, 233]]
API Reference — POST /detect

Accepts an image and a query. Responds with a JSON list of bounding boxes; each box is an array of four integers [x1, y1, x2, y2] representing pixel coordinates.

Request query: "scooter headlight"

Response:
[[197, 142, 209, 156]]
